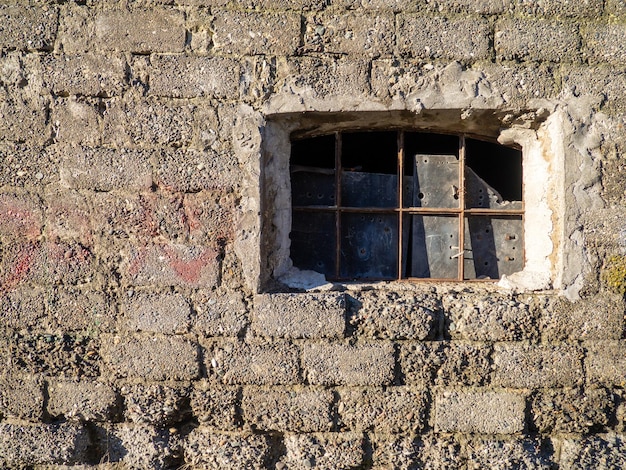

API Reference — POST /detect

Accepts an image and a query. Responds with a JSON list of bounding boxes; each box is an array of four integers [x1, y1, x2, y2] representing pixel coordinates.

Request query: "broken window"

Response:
[[290, 130, 523, 281]]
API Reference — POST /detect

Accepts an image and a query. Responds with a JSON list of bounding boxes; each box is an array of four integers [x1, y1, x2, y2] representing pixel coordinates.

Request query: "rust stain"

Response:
[[162, 245, 216, 284]]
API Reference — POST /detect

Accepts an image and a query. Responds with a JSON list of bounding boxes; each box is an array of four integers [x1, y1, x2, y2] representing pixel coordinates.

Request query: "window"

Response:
[[290, 130, 523, 281]]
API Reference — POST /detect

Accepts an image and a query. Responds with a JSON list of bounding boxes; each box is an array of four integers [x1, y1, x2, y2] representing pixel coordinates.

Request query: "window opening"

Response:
[[290, 130, 523, 281]]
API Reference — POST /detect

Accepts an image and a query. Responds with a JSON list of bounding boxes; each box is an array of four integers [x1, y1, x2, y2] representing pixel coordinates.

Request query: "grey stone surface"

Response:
[[45, 289, 114, 333], [584, 24, 626, 65], [372, 433, 463, 469], [434, 390, 525, 434], [0, 5, 58, 51], [0, 374, 44, 421], [95, 424, 173, 470], [184, 429, 270, 469], [191, 381, 240, 430], [465, 437, 553, 469], [192, 289, 249, 337], [302, 341, 395, 386], [586, 341, 626, 386], [252, 292, 346, 339], [562, 66, 626, 111], [121, 291, 191, 334], [512, 0, 603, 16], [559, 434, 626, 470], [121, 382, 191, 425], [279, 432, 364, 470], [0, 286, 46, 331]]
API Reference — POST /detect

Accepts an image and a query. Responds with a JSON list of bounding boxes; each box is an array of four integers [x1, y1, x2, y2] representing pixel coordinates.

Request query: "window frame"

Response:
[[290, 129, 525, 282]]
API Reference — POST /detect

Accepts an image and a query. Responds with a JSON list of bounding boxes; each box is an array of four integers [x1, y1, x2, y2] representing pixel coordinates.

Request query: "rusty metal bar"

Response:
[[335, 132, 342, 279], [458, 135, 466, 280], [397, 131, 404, 280]]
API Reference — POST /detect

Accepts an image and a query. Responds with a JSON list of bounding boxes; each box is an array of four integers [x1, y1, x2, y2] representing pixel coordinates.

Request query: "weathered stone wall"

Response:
[[1, 0, 626, 468]]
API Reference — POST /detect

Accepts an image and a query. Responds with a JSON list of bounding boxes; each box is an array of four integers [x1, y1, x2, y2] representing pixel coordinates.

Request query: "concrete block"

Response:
[[434, 390, 525, 434], [0, 143, 58, 188], [541, 293, 624, 340], [184, 428, 270, 469], [399, 341, 492, 387], [0, 191, 43, 241], [120, 243, 220, 288], [302, 341, 394, 386], [338, 387, 427, 433], [495, 18, 580, 63], [444, 292, 537, 341], [44, 187, 92, 245], [0, 423, 90, 467], [606, 0, 626, 15], [101, 334, 199, 381], [94, 423, 173, 469], [94, 10, 185, 53], [397, 14, 490, 60], [183, 191, 235, 245], [191, 381, 240, 430], [493, 343, 583, 388], [47, 379, 120, 422], [252, 293, 346, 339], [559, 434, 626, 470], [562, 66, 626, 112], [121, 291, 191, 334], [149, 55, 240, 99], [213, 10, 300, 55], [280, 432, 364, 470], [304, 11, 394, 56], [584, 23, 626, 66], [51, 98, 101, 146], [0, 92, 50, 145], [207, 340, 301, 385], [465, 437, 554, 469], [586, 341, 626, 386], [192, 289, 248, 337], [102, 99, 198, 148], [242, 387, 333, 432], [0, 5, 58, 51], [479, 63, 558, 106], [0, 374, 44, 421], [371, 433, 463, 469], [422, 0, 510, 13], [46, 288, 114, 333], [155, 148, 241, 192], [0, 286, 46, 331], [347, 290, 438, 340], [529, 387, 613, 434], [42, 53, 126, 97], [121, 383, 191, 425], [512, 0, 603, 17], [277, 56, 370, 99], [59, 146, 153, 192]]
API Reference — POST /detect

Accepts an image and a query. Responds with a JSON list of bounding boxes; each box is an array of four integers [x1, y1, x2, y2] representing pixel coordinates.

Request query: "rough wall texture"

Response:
[[1, 0, 626, 468]]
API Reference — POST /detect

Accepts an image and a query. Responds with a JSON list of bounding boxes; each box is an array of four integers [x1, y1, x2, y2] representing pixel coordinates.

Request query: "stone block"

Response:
[[51, 98, 101, 146], [434, 390, 525, 434], [338, 387, 427, 433], [304, 11, 394, 56], [242, 387, 333, 432], [42, 53, 126, 97], [0, 191, 43, 241], [94, 10, 185, 53], [46, 288, 114, 333], [184, 428, 270, 469], [94, 424, 173, 469], [400, 341, 492, 387], [444, 292, 537, 341], [495, 18, 580, 63], [101, 334, 199, 381], [0, 5, 58, 51], [465, 437, 554, 469], [121, 291, 191, 334], [422, 0, 510, 13], [207, 340, 301, 385], [371, 433, 463, 469], [479, 62, 558, 106], [0, 91, 49, 145], [397, 14, 490, 60], [149, 55, 240, 99], [252, 293, 346, 339], [584, 23, 626, 66], [606, 0, 626, 15], [586, 341, 626, 386], [192, 289, 248, 337], [493, 343, 583, 388], [191, 381, 240, 430], [279, 432, 364, 470], [529, 387, 613, 434], [48, 379, 120, 422], [277, 56, 369, 100], [541, 294, 624, 340], [302, 341, 394, 386], [0, 286, 46, 331], [59, 146, 153, 192], [0, 374, 44, 421], [213, 10, 300, 55], [44, 188, 93, 245], [121, 383, 191, 425], [512, 0, 603, 17], [347, 290, 439, 340], [120, 244, 220, 288], [0, 423, 90, 467], [562, 66, 626, 112], [0, 143, 58, 189], [183, 191, 235, 245], [559, 434, 626, 470], [155, 148, 240, 192]]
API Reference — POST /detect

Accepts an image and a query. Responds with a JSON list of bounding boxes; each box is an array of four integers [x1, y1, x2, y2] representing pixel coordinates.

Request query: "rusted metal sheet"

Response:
[[290, 211, 335, 277], [291, 168, 335, 206], [406, 214, 459, 278], [411, 154, 460, 208], [465, 167, 523, 210], [342, 172, 397, 208]]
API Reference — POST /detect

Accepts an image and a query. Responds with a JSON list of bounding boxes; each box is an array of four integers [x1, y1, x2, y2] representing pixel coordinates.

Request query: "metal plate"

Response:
[[291, 169, 335, 207], [291, 211, 336, 277], [404, 214, 459, 279], [465, 167, 523, 210], [342, 171, 398, 208], [411, 154, 460, 208], [464, 216, 523, 279]]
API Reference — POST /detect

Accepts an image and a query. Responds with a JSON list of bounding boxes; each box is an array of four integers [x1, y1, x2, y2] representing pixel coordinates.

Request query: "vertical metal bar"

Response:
[[335, 132, 342, 279], [397, 131, 404, 280], [458, 135, 466, 280]]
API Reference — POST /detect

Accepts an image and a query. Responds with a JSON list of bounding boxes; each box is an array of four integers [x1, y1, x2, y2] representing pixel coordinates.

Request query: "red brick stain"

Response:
[[0, 196, 41, 241], [1, 243, 36, 293], [162, 245, 216, 284]]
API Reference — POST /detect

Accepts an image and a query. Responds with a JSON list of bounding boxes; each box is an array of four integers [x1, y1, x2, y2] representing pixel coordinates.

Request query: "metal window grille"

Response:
[[290, 130, 523, 281]]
